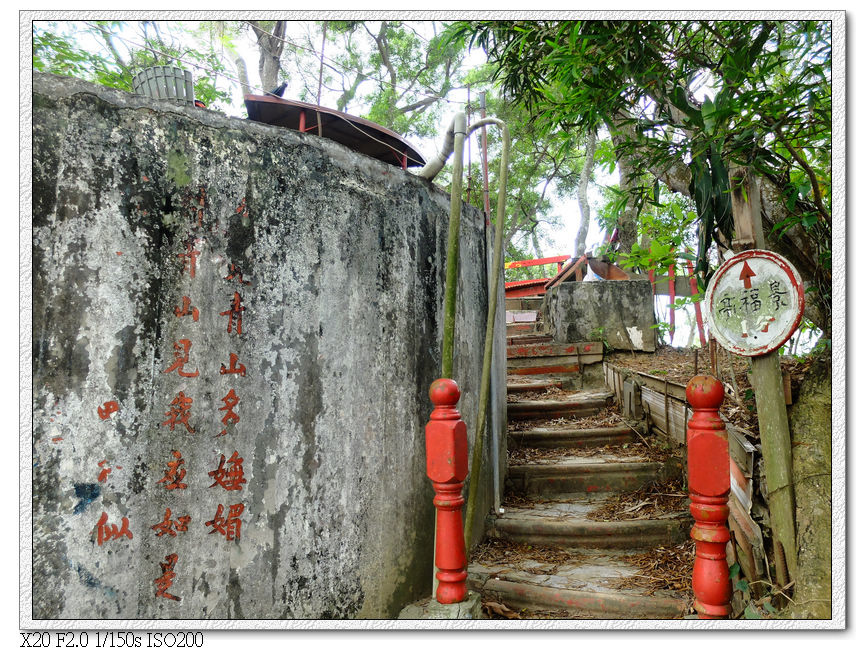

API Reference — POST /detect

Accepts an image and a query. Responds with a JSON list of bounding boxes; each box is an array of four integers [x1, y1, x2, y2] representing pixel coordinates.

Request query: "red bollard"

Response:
[[686, 375, 732, 619], [425, 378, 469, 604]]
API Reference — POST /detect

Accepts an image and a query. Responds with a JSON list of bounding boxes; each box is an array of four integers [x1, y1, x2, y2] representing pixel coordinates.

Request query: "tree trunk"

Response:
[[784, 352, 831, 619], [250, 20, 286, 92], [610, 132, 640, 258], [574, 129, 596, 257]]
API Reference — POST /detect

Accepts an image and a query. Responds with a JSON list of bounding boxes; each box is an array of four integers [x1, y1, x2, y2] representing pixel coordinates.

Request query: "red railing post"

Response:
[[686, 375, 732, 619], [425, 378, 469, 604]]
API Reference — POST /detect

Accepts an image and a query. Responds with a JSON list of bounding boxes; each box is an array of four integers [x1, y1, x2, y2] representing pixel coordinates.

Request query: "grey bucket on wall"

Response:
[[132, 66, 195, 105]]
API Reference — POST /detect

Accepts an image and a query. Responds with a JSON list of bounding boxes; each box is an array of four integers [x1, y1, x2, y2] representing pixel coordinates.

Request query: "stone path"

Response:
[[467, 310, 692, 619]]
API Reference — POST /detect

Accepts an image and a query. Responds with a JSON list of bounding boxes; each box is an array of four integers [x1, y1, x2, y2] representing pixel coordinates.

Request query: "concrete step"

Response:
[[506, 341, 603, 377], [488, 495, 689, 549], [507, 357, 583, 376], [506, 390, 613, 420], [506, 455, 679, 495], [506, 333, 553, 347], [506, 378, 563, 394], [468, 550, 689, 619], [506, 323, 538, 336], [507, 341, 601, 360], [509, 425, 637, 449]]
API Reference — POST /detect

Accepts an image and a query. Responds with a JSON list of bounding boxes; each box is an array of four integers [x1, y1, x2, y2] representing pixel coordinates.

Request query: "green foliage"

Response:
[[447, 19, 832, 334], [282, 21, 469, 141], [729, 563, 786, 619], [463, 89, 586, 261], [33, 21, 235, 110], [589, 326, 610, 352]]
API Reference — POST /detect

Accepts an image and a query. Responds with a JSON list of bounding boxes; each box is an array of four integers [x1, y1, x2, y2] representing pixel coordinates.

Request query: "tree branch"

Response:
[[773, 128, 831, 224]]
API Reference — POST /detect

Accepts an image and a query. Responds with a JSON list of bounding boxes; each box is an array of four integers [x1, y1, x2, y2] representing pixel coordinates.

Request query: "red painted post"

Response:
[[686, 259, 707, 346], [686, 375, 732, 619], [425, 378, 469, 604], [299, 110, 306, 133]]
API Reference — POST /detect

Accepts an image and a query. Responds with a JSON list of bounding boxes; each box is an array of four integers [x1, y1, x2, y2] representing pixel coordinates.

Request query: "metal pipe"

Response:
[[416, 120, 457, 181]]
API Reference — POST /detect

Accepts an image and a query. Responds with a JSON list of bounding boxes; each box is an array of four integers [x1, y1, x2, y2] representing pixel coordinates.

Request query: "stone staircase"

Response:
[[468, 305, 692, 619]]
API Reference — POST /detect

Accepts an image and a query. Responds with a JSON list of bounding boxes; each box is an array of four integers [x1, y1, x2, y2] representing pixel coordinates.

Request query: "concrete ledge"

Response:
[[507, 460, 668, 495], [397, 591, 483, 619], [474, 577, 687, 619], [508, 425, 637, 449], [490, 514, 689, 549]]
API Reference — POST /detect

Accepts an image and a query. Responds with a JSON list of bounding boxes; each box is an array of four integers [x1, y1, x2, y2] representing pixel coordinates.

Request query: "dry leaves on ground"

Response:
[[482, 601, 580, 620], [507, 442, 650, 465], [506, 385, 574, 403], [508, 407, 620, 432], [586, 477, 688, 522], [609, 540, 695, 596], [472, 537, 587, 568]]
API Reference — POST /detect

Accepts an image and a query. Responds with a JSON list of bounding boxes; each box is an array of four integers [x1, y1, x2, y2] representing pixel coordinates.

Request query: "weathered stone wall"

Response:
[[543, 280, 656, 352], [31, 73, 494, 620]]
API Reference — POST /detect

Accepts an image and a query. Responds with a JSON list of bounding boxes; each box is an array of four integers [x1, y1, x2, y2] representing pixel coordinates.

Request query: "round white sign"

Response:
[[705, 250, 805, 357]]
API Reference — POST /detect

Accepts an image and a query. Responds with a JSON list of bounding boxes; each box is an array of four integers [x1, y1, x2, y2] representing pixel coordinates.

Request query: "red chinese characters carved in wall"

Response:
[[164, 339, 200, 378], [151, 508, 191, 537], [208, 451, 246, 491], [157, 450, 188, 491], [216, 389, 240, 437], [162, 392, 195, 434], [205, 503, 244, 541], [220, 292, 245, 335], [154, 554, 181, 602], [95, 512, 133, 546], [173, 296, 200, 322], [220, 353, 246, 377], [178, 241, 201, 279]]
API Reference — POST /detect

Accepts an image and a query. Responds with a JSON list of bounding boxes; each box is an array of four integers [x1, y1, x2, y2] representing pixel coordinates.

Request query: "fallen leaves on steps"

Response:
[[586, 477, 688, 522], [610, 540, 696, 597], [508, 407, 621, 432]]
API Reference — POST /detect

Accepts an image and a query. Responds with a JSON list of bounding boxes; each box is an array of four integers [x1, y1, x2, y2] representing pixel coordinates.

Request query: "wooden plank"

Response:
[[605, 363, 688, 402], [508, 341, 603, 360], [642, 387, 689, 444], [507, 351, 604, 369], [725, 422, 756, 479], [729, 166, 797, 581]]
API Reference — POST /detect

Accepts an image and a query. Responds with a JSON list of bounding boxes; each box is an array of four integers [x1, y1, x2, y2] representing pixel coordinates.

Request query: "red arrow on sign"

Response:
[[739, 261, 756, 289]]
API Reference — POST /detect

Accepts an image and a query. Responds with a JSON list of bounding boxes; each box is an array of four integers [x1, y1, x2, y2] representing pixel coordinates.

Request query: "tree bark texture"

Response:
[[250, 20, 286, 92], [785, 353, 832, 619]]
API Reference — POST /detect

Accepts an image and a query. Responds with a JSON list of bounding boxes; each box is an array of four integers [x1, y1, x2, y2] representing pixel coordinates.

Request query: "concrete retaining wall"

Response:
[[30, 73, 497, 620], [543, 281, 656, 352]]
